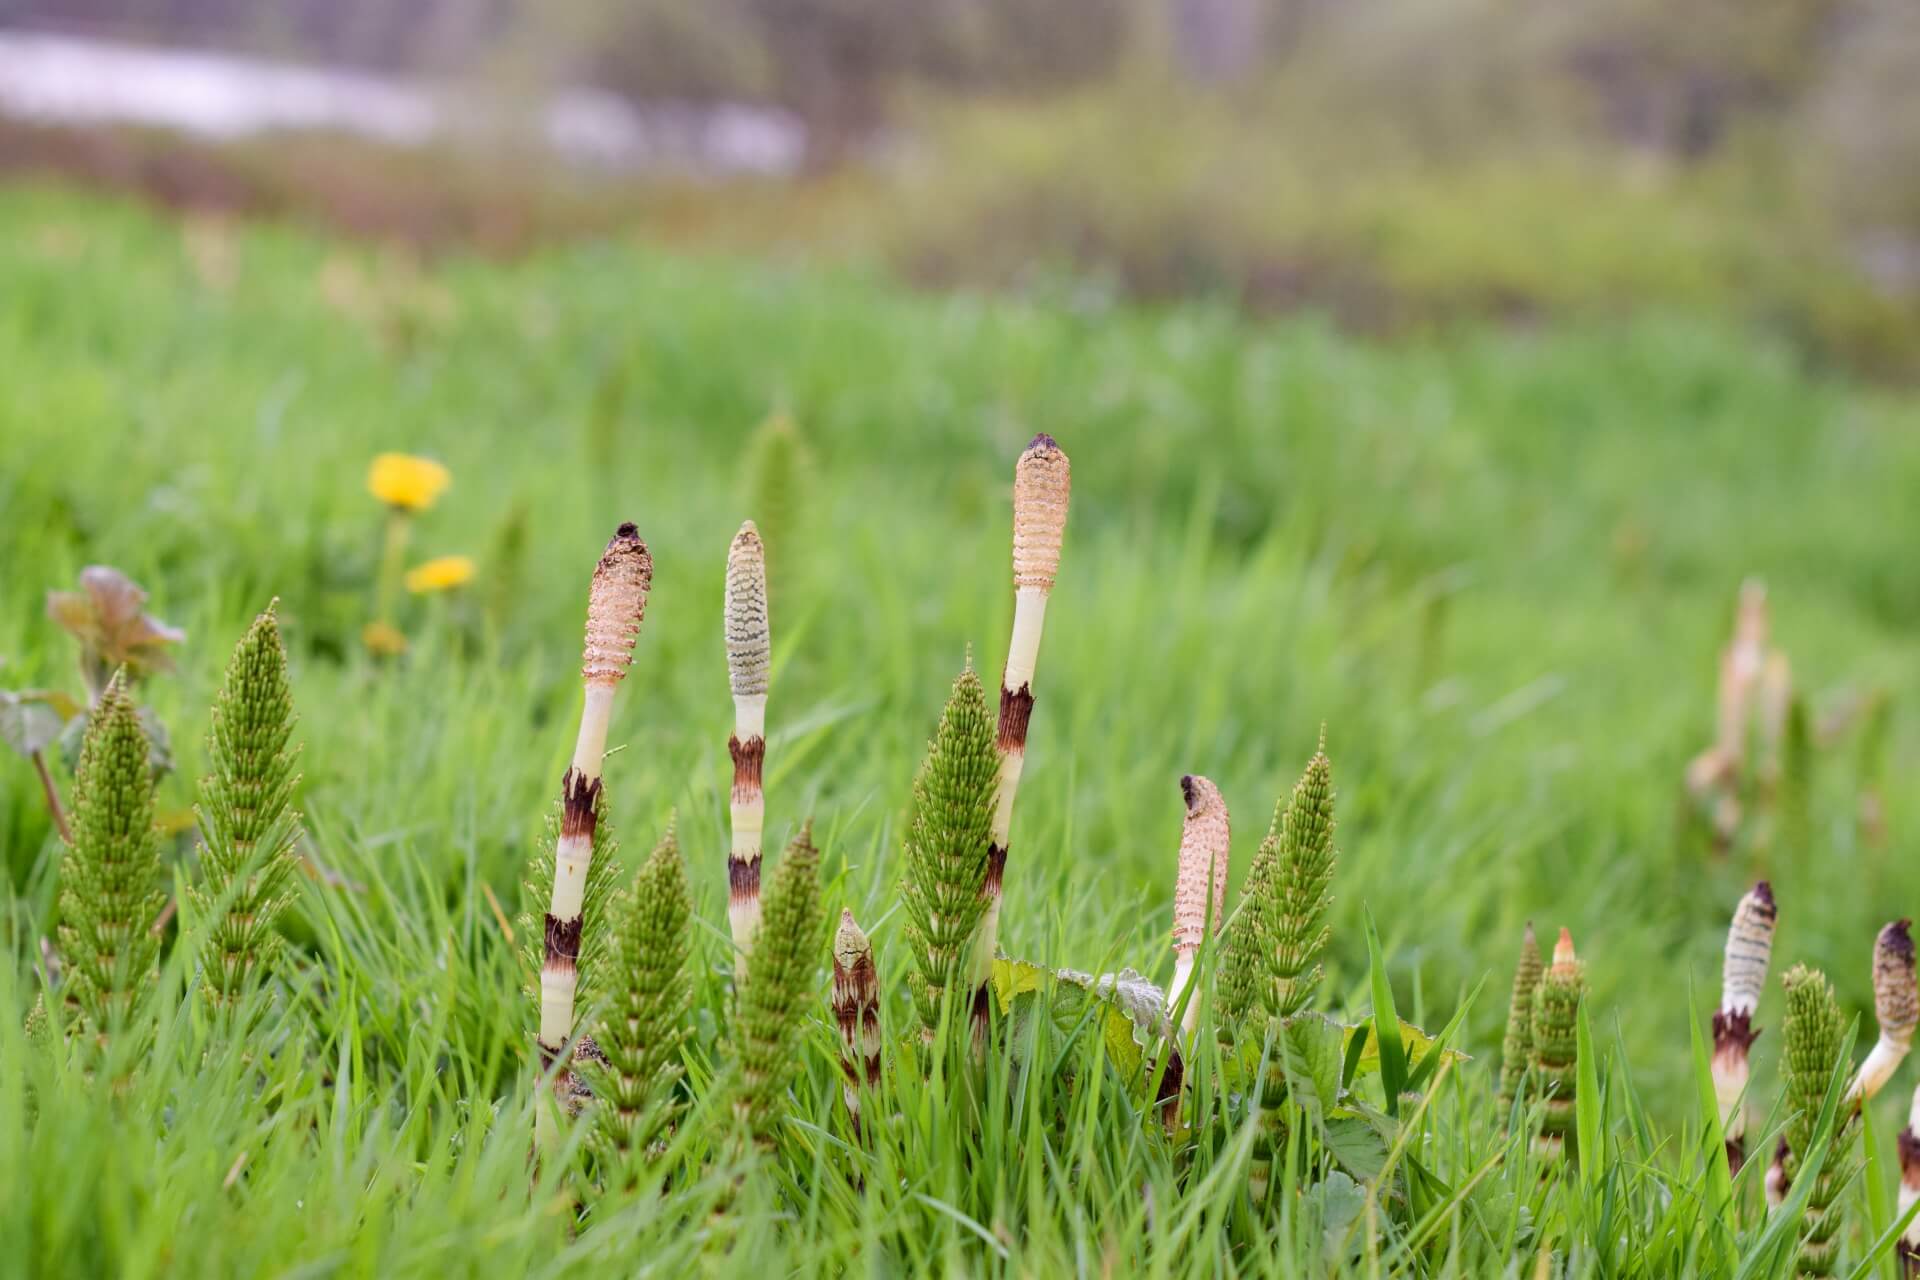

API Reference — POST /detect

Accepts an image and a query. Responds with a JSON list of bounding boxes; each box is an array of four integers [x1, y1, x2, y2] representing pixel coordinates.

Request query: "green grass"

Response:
[[3, 184, 1919, 1276]]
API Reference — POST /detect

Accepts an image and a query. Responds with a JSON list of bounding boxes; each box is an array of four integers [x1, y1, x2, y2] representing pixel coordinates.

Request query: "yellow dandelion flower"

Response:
[[367, 453, 452, 512], [361, 620, 410, 657], [405, 555, 476, 594]]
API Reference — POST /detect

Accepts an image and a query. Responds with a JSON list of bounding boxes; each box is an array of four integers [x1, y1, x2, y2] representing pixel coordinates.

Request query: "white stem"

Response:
[[571, 683, 617, 780], [990, 748, 1026, 848], [730, 795, 764, 858], [1170, 952, 1198, 1036], [549, 832, 593, 921], [539, 965, 578, 1052], [1004, 588, 1049, 693], [1849, 1034, 1912, 1107], [734, 692, 767, 741], [1713, 1054, 1750, 1139]]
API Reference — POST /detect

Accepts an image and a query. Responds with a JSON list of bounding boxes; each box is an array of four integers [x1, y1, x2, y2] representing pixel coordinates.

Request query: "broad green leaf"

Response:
[[1308, 1171, 1366, 1264], [1323, 1115, 1389, 1182], [991, 958, 1170, 1097], [1280, 1012, 1345, 1116]]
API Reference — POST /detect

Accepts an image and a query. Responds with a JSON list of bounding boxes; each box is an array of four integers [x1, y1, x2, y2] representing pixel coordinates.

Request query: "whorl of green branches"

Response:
[[1780, 964, 1850, 1277], [188, 604, 302, 1011], [1214, 826, 1275, 1040], [1499, 924, 1544, 1109], [1216, 745, 1340, 1050], [899, 664, 999, 1036], [1530, 934, 1584, 1164], [732, 822, 824, 1148], [57, 672, 167, 1044], [1263, 749, 1337, 1020], [588, 826, 692, 1189]]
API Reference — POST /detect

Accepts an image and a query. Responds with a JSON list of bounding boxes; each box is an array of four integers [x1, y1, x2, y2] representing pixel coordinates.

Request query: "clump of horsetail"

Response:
[[1897, 1082, 1920, 1274], [1498, 924, 1544, 1113], [831, 910, 882, 1134], [1686, 578, 1770, 847], [1167, 774, 1229, 1036], [55, 671, 167, 1052], [1774, 964, 1851, 1275], [724, 521, 771, 980], [1849, 919, 1916, 1107], [586, 825, 691, 1192], [1250, 746, 1339, 1205], [188, 603, 302, 1013], [973, 433, 1070, 1040], [1713, 882, 1776, 1172], [1531, 928, 1585, 1165], [534, 523, 652, 1160], [731, 822, 824, 1149], [900, 663, 999, 1040]]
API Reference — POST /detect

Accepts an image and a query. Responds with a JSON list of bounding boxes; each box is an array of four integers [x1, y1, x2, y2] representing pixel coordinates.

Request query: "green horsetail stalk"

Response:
[[831, 910, 882, 1134], [1898, 1083, 1920, 1274], [1265, 744, 1336, 1020], [189, 603, 302, 1012], [587, 825, 691, 1192], [1848, 920, 1916, 1108], [1714, 882, 1777, 1173], [1774, 964, 1851, 1275], [1531, 928, 1585, 1165], [724, 521, 771, 980], [973, 433, 1070, 1040], [901, 663, 999, 1040], [1250, 745, 1339, 1206], [537, 523, 652, 1159], [1213, 812, 1276, 1044], [57, 671, 167, 1047], [732, 822, 824, 1148], [1499, 923, 1544, 1113], [1167, 775, 1229, 1037]]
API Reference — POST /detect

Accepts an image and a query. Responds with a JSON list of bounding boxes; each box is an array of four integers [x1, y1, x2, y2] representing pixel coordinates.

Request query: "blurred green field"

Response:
[[3, 186, 1919, 1274]]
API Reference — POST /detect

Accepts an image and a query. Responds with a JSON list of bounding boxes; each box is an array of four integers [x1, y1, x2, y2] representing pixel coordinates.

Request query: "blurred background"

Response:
[[1, 0, 1917, 374]]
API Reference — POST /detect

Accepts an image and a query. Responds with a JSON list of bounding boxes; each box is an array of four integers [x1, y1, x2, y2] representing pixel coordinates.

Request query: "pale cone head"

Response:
[[1012, 433, 1070, 591], [582, 523, 652, 684], [1172, 774, 1230, 953], [725, 520, 771, 698]]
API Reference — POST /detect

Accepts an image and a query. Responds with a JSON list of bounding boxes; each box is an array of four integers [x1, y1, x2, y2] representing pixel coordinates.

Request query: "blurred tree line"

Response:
[[5, 0, 1914, 359], [10, 0, 1912, 214]]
